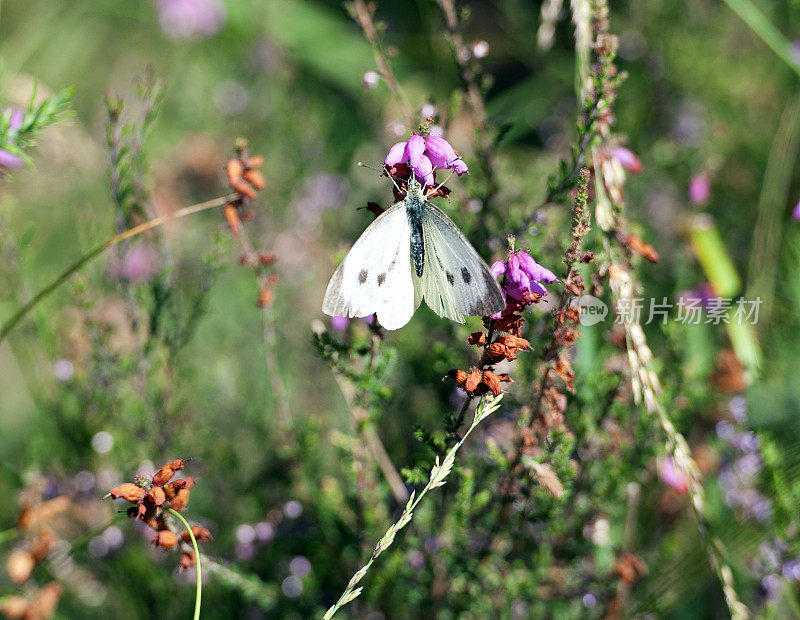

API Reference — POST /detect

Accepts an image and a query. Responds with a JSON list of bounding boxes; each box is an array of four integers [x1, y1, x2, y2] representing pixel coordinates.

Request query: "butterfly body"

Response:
[[322, 179, 505, 330]]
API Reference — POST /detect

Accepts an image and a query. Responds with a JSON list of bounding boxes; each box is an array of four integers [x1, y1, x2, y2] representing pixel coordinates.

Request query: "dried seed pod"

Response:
[[246, 155, 265, 168], [146, 486, 166, 509], [481, 370, 504, 396], [445, 369, 468, 386], [152, 459, 186, 487], [226, 159, 244, 184], [531, 461, 564, 499], [487, 341, 515, 362], [169, 477, 195, 512], [154, 530, 179, 549], [231, 178, 258, 200], [28, 583, 63, 619], [464, 369, 482, 393], [180, 551, 196, 570], [223, 203, 241, 237], [106, 483, 146, 503], [256, 288, 275, 308], [182, 526, 212, 543], [467, 331, 486, 346], [243, 168, 266, 190], [164, 478, 188, 501], [6, 549, 35, 584], [0, 594, 29, 618]]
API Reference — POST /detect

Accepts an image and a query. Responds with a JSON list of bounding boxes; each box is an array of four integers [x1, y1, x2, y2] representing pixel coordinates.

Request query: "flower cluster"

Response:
[[384, 133, 468, 188], [0, 108, 24, 168], [106, 459, 211, 568], [155, 0, 226, 41], [445, 332, 531, 398], [489, 250, 557, 325], [224, 145, 280, 308]]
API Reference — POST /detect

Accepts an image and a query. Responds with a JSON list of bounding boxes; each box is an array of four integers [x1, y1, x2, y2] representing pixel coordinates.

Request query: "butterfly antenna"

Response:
[[357, 161, 402, 193], [428, 169, 455, 197]]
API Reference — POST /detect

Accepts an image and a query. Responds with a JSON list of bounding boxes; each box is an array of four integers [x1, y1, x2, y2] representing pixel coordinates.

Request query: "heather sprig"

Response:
[[323, 393, 504, 620], [0, 86, 73, 167]]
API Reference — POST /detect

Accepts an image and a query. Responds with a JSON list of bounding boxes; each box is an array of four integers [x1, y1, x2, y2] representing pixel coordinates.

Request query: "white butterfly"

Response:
[[322, 178, 505, 330]]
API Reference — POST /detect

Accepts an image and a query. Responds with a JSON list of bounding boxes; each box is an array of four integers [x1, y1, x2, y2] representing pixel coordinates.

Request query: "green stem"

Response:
[[721, 0, 800, 78], [167, 508, 202, 620], [0, 193, 237, 343]]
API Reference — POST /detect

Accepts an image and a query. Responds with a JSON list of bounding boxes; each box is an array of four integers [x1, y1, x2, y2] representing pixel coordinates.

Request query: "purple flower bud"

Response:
[[0, 108, 24, 169], [782, 560, 800, 582], [424, 136, 458, 168], [405, 134, 426, 169], [450, 158, 469, 175], [611, 147, 642, 174], [330, 314, 350, 332], [489, 260, 506, 278], [412, 154, 435, 186], [793, 198, 800, 220], [689, 174, 711, 205], [384, 141, 408, 167], [507, 254, 523, 283], [658, 457, 689, 494], [490, 289, 507, 321], [517, 251, 558, 283], [506, 280, 546, 301]]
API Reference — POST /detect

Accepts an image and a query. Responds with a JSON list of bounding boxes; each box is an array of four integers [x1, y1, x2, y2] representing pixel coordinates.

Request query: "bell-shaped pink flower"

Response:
[[404, 134, 426, 169], [517, 251, 558, 283], [412, 154, 435, 186], [489, 260, 506, 278], [425, 136, 458, 168], [611, 146, 642, 174], [384, 141, 407, 167]]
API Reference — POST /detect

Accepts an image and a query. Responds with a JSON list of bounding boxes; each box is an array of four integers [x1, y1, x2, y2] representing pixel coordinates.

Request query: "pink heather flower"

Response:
[[121, 244, 161, 284], [330, 313, 375, 331], [0, 108, 24, 169], [405, 134, 426, 169], [688, 174, 711, 205], [384, 141, 407, 167], [792, 198, 800, 220], [383, 133, 469, 187], [489, 250, 554, 317], [155, 0, 226, 40], [610, 146, 642, 174], [657, 457, 689, 495], [330, 314, 350, 332]]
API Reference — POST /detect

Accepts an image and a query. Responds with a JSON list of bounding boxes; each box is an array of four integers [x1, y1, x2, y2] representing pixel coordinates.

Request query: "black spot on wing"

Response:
[[358, 269, 368, 284], [446, 271, 455, 285], [377, 273, 386, 286], [461, 267, 472, 284]]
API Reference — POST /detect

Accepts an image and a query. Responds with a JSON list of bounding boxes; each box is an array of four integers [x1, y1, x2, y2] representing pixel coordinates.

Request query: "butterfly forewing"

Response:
[[322, 203, 417, 330], [417, 202, 505, 322]]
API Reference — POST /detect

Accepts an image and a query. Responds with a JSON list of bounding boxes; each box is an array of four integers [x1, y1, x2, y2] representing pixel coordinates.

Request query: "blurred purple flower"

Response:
[[109, 244, 161, 284], [383, 133, 469, 186], [0, 108, 24, 168], [783, 560, 800, 582], [792, 198, 800, 220], [688, 174, 711, 205], [611, 146, 642, 174], [762, 573, 782, 599], [489, 250, 555, 318], [330, 313, 375, 332], [155, 0, 225, 40], [657, 456, 689, 494]]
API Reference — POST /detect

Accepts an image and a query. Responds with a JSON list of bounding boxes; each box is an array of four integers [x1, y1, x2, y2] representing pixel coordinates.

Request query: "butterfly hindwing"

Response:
[[417, 202, 505, 323], [322, 203, 417, 330]]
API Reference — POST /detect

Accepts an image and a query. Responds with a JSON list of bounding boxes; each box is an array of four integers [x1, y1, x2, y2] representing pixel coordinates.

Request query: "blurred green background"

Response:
[[2, 0, 800, 618]]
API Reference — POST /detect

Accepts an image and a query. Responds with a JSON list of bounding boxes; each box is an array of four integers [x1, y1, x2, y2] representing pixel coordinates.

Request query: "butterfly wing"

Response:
[[417, 202, 505, 323], [322, 202, 417, 330]]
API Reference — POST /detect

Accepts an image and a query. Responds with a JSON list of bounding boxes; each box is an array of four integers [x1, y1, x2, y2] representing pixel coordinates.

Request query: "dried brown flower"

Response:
[[106, 483, 146, 503]]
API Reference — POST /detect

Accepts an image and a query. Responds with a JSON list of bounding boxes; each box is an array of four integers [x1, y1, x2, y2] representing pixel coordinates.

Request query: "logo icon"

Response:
[[578, 295, 608, 326]]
